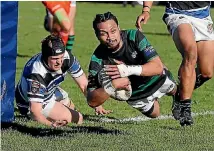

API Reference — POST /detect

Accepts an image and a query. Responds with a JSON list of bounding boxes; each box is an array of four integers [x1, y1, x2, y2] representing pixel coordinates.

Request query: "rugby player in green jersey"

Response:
[[86, 12, 177, 118]]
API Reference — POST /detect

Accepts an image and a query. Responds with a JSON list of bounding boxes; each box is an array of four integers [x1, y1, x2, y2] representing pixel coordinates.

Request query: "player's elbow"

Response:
[[87, 99, 101, 108], [88, 101, 98, 108], [157, 62, 164, 74], [87, 93, 100, 108]]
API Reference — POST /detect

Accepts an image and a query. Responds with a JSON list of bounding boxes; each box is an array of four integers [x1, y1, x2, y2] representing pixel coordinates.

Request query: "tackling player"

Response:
[[15, 35, 86, 127], [87, 12, 177, 118]]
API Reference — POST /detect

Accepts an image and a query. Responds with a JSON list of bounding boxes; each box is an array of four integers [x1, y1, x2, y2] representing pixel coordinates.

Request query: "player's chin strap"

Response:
[[117, 64, 142, 77]]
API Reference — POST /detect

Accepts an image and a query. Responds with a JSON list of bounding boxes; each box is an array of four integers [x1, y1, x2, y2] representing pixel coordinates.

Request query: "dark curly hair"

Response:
[[93, 12, 118, 34]]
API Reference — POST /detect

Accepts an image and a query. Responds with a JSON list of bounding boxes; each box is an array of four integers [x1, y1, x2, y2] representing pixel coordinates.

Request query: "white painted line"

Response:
[[99, 111, 214, 123]]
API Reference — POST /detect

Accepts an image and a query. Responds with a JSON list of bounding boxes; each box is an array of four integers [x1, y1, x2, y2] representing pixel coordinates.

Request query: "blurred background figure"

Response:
[[123, 1, 138, 7], [137, 1, 144, 6], [42, 1, 76, 52]]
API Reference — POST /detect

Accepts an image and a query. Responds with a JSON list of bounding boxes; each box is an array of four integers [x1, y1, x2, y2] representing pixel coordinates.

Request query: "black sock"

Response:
[[180, 99, 191, 108], [194, 66, 210, 89]]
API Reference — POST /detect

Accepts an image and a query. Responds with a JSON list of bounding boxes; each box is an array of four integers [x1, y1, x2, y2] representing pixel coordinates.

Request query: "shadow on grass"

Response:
[[17, 53, 31, 58], [1, 115, 123, 137], [159, 126, 182, 131], [83, 114, 143, 125], [83, 114, 117, 122]]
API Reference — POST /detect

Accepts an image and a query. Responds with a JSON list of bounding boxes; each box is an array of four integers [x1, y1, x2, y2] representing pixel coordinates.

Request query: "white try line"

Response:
[[99, 111, 214, 123]]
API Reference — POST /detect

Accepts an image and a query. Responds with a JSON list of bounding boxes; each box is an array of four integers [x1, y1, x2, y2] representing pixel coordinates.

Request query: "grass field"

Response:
[[2, 2, 214, 151]]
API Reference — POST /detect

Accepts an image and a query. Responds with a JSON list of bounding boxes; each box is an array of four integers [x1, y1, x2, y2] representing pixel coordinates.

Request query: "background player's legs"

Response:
[[195, 40, 214, 88], [172, 23, 197, 126]]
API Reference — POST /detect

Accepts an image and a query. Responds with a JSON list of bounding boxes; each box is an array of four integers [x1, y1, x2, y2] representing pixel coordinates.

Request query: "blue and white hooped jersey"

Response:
[[165, 1, 211, 19], [17, 51, 83, 103]]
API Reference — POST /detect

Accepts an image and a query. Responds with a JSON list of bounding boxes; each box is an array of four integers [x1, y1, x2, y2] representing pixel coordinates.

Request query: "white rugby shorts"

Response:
[[42, 87, 69, 117], [163, 14, 214, 41], [127, 76, 176, 113]]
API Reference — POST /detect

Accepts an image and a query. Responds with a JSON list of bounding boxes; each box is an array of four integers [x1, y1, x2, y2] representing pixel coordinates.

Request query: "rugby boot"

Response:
[[172, 89, 181, 120], [179, 100, 194, 126]]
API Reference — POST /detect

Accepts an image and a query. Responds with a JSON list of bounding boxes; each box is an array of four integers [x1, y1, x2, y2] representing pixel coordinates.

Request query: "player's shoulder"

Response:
[[24, 53, 47, 78], [61, 51, 76, 72], [92, 44, 108, 60], [123, 29, 145, 42]]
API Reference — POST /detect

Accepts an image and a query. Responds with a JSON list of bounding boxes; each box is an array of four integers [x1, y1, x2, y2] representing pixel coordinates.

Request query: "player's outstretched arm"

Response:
[[73, 73, 88, 96], [140, 56, 164, 76], [105, 56, 163, 78], [135, 1, 153, 31], [87, 88, 109, 108]]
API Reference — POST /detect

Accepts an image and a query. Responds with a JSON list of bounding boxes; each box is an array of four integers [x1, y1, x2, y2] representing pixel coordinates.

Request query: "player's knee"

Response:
[[143, 103, 160, 118], [201, 70, 213, 79], [183, 41, 197, 55], [183, 47, 197, 64], [62, 22, 71, 33], [167, 85, 177, 96], [183, 55, 197, 66]]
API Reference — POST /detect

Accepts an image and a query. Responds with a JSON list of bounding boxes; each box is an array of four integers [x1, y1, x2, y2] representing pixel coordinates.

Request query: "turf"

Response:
[[2, 2, 214, 151]]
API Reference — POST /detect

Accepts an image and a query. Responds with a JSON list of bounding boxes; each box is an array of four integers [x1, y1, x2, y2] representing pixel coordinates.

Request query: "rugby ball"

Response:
[[98, 68, 132, 101]]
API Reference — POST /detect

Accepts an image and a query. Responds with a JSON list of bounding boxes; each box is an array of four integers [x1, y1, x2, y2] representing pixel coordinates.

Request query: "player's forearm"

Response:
[[31, 111, 52, 126], [87, 88, 109, 107], [142, 1, 153, 13], [73, 73, 88, 97], [140, 59, 163, 76], [116, 57, 163, 77]]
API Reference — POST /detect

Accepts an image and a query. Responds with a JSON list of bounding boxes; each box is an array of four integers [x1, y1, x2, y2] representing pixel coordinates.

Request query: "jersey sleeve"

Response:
[[67, 53, 83, 78], [26, 74, 46, 103], [87, 54, 103, 92], [135, 30, 159, 62]]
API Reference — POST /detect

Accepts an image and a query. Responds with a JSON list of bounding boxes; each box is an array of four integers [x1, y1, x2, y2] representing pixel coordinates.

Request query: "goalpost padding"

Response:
[[1, 1, 18, 122]]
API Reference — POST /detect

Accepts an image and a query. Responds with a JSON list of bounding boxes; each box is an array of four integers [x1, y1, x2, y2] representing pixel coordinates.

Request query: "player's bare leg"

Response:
[[196, 40, 214, 84], [172, 24, 197, 126], [47, 101, 83, 125]]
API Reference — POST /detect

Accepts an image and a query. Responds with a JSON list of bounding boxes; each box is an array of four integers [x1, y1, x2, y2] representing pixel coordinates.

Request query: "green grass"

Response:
[[2, 2, 214, 151]]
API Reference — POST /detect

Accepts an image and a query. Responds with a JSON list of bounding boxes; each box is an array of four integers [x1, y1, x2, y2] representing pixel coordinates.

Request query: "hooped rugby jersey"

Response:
[[88, 29, 170, 101], [165, 1, 211, 19], [166, 1, 210, 10], [17, 51, 83, 103]]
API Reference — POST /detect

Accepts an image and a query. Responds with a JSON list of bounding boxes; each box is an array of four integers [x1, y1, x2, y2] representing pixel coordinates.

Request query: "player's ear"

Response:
[[118, 25, 120, 31]]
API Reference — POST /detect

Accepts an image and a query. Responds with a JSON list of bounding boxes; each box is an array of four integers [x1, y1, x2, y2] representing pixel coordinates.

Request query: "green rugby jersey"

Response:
[[87, 29, 167, 101]]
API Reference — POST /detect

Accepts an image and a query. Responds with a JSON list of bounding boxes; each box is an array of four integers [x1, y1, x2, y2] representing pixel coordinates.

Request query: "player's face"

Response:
[[96, 19, 122, 51], [47, 53, 64, 71]]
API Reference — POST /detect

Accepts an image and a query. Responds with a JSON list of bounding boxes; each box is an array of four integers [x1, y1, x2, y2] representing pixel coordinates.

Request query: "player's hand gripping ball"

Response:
[[98, 68, 132, 101]]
